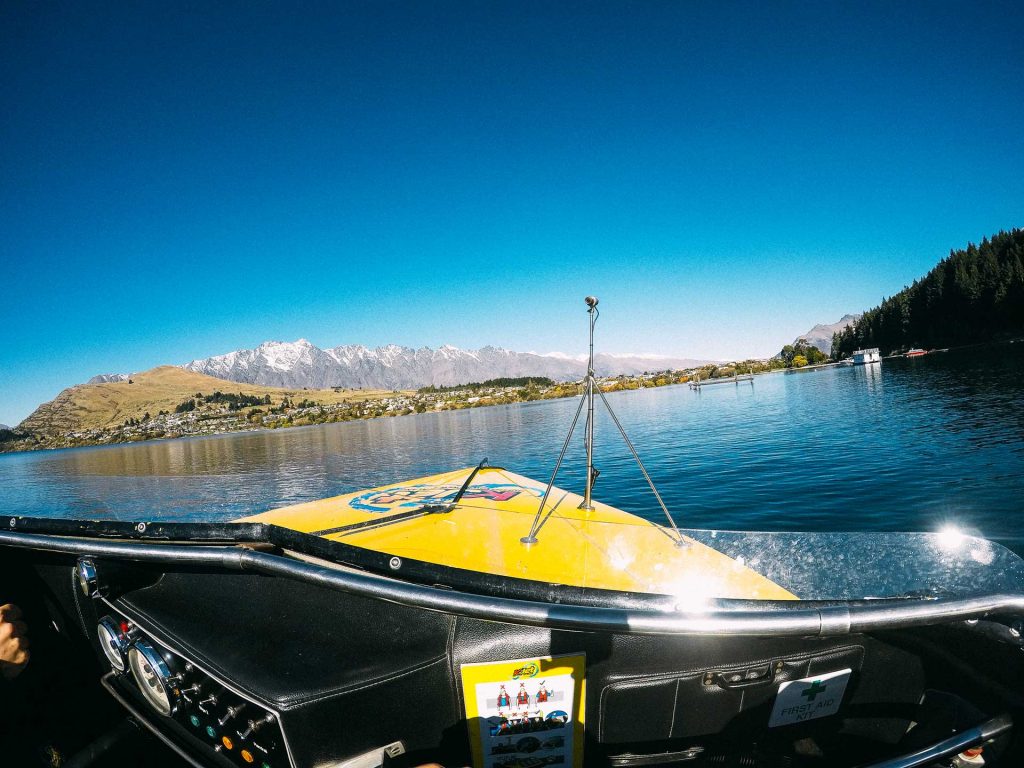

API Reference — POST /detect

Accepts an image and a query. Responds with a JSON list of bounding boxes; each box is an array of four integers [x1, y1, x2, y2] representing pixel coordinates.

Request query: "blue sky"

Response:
[[1, 1, 1021, 425]]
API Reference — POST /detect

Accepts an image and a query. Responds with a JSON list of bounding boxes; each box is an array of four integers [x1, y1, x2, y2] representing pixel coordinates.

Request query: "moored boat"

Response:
[[852, 348, 882, 364]]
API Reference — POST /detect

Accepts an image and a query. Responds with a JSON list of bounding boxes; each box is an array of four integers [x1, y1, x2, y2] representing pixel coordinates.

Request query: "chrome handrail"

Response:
[[3, 530, 1024, 636], [853, 712, 1012, 768]]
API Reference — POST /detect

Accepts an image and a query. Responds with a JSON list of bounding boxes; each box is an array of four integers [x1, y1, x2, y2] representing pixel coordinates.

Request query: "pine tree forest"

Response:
[[832, 229, 1024, 359]]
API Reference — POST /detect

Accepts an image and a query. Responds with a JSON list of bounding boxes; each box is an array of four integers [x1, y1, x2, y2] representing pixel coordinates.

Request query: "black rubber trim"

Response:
[[7, 530, 1024, 636], [3, 513, 681, 610]]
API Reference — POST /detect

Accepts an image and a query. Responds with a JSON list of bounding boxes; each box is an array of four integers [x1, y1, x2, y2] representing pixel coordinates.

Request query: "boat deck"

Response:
[[241, 466, 796, 601]]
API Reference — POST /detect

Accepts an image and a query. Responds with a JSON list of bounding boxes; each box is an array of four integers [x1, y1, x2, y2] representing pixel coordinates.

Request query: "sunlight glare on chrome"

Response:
[[668, 574, 719, 614]]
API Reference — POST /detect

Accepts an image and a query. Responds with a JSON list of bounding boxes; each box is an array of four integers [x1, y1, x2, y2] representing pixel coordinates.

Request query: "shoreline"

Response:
[[2, 373, 685, 455], [14, 337, 1016, 455]]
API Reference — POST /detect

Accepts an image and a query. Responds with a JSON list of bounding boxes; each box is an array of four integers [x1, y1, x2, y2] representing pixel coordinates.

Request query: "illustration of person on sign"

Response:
[[535, 681, 550, 703], [496, 685, 511, 712], [516, 683, 530, 707]]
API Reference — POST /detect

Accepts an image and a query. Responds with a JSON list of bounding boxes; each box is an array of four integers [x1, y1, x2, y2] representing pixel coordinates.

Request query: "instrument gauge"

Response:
[[96, 616, 131, 671], [128, 639, 177, 716]]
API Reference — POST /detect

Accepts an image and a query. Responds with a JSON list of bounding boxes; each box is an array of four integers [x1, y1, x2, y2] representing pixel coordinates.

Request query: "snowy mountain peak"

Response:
[[180, 340, 707, 390], [86, 373, 132, 385]]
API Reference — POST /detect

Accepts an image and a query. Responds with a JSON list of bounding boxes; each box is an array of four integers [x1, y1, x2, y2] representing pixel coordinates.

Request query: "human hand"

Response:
[[0, 603, 30, 680]]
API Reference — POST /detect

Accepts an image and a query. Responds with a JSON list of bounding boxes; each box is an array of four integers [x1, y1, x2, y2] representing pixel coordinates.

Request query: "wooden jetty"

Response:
[[689, 372, 754, 390]]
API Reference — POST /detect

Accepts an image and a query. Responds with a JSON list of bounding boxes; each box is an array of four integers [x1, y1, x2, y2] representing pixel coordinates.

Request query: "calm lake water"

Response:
[[3, 344, 1023, 553]]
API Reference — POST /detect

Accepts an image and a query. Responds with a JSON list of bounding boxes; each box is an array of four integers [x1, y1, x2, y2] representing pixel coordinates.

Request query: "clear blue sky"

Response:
[[2, 1, 1021, 426]]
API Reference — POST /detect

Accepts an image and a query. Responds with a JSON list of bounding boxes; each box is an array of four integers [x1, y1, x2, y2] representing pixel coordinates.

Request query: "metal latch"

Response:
[[329, 741, 406, 768], [704, 663, 777, 689]]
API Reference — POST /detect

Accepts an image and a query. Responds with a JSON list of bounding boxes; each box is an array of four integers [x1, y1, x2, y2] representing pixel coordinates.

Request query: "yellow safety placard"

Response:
[[460, 654, 586, 768]]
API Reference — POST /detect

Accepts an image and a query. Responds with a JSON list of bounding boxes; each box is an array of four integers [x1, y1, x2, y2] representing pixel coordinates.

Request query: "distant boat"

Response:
[[852, 347, 881, 365], [906, 348, 928, 357]]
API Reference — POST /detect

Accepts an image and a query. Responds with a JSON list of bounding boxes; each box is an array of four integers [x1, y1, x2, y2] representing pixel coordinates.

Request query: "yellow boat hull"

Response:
[[239, 466, 796, 602]]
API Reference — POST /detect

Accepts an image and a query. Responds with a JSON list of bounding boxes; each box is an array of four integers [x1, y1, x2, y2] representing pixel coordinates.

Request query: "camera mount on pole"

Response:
[[521, 297, 685, 547]]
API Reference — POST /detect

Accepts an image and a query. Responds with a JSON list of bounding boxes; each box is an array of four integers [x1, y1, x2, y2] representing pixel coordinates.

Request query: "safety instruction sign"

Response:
[[768, 668, 851, 727], [460, 654, 586, 768]]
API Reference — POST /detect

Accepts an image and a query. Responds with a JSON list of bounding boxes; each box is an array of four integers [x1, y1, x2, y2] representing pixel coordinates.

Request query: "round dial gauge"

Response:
[[96, 617, 130, 671], [128, 639, 176, 716]]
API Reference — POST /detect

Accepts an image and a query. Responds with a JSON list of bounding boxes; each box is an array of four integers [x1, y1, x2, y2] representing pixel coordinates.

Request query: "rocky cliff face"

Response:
[[792, 314, 862, 355]]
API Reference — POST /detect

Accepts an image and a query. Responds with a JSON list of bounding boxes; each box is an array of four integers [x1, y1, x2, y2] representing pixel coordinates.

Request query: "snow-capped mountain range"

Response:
[[151, 340, 709, 390], [77, 313, 858, 401], [86, 373, 132, 384]]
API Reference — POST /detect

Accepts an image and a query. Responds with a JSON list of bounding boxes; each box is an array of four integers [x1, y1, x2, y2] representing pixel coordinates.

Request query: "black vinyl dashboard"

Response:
[[80, 563, 457, 768], [4, 538, 1024, 768]]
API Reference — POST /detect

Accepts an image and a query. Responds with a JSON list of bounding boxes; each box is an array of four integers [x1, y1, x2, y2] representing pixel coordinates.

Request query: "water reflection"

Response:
[[2, 345, 1023, 553], [856, 361, 883, 393]]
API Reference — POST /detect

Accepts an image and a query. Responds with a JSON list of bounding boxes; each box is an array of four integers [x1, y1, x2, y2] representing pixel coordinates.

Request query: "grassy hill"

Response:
[[19, 366, 402, 434]]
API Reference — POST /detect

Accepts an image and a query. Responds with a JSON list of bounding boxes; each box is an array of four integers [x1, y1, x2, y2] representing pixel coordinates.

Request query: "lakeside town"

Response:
[[0, 355, 804, 453], [6, 323, 996, 455], [0, 371, 683, 452]]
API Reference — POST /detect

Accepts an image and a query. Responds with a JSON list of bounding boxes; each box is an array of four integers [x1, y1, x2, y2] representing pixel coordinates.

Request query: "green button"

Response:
[[262, 763, 272, 768], [205, 725, 217, 738], [189, 715, 200, 727]]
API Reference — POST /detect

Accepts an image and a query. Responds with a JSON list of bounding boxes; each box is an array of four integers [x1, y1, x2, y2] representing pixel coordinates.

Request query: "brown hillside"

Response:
[[19, 366, 400, 433]]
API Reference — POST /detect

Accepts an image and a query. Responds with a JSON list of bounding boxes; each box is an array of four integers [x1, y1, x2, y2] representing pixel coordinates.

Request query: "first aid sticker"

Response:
[[768, 668, 852, 728]]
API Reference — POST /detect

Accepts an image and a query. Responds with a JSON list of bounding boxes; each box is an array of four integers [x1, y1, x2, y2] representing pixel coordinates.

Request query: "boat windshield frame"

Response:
[[3, 515, 1024, 634]]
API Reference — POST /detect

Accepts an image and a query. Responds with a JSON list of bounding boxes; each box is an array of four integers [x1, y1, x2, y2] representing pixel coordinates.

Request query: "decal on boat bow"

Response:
[[350, 483, 538, 513]]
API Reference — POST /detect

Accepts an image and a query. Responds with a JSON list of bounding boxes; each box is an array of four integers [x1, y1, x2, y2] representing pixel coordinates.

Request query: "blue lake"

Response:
[[2, 344, 1023, 553]]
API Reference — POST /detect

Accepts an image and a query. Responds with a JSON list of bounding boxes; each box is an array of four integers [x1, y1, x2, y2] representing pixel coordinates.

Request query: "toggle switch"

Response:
[[218, 703, 246, 726], [238, 713, 276, 740]]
